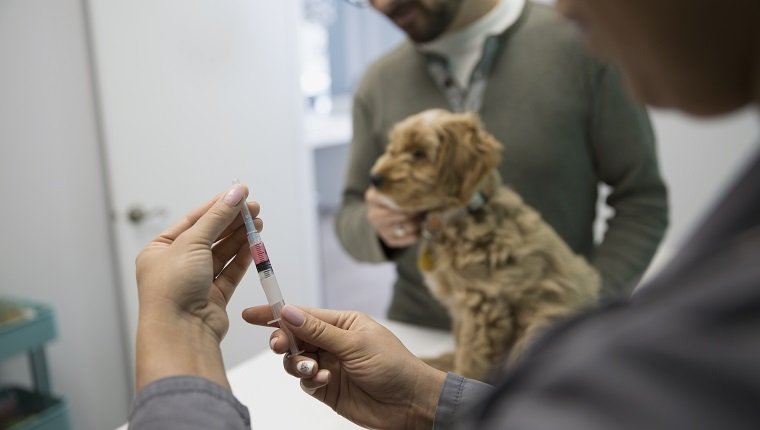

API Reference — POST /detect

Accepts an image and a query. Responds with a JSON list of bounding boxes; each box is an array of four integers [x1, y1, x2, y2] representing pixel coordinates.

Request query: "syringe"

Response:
[[238, 190, 303, 356]]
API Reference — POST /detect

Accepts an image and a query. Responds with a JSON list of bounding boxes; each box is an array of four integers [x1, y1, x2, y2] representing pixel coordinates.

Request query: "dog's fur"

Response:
[[370, 109, 600, 380]]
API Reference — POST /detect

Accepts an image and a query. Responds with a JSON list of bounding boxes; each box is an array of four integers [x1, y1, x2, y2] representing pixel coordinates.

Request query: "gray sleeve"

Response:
[[128, 376, 250, 430], [433, 373, 493, 430], [334, 92, 390, 263], [588, 63, 669, 297]]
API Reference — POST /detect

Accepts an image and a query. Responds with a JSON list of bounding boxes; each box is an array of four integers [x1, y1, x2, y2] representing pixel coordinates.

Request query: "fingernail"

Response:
[[300, 380, 317, 395], [269, 337, 278, 352], [297, 360, 315, 376], [282, 305, 305, 327], [314, 369, 330, 384], [223, 184, 245, 206]]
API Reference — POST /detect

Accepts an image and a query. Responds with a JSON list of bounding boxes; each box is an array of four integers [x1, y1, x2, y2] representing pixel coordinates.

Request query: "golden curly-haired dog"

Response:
[[370, 109, 600, 380]]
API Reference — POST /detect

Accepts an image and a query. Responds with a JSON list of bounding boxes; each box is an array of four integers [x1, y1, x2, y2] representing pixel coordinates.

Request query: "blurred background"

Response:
[[0, 0, 757, 429]]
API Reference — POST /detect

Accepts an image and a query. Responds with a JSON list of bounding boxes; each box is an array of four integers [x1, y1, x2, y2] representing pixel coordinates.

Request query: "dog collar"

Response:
[[467, 190, 488, 213], [419, 191, 487, 272], [422, 190, 488, 238]]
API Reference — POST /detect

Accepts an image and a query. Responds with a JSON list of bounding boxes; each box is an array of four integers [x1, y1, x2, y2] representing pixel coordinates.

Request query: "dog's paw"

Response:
[[421, 352, 455, 372]]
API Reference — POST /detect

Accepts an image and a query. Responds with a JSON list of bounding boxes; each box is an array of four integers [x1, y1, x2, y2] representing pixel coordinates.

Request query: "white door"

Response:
[[86, 0, 321, 376]]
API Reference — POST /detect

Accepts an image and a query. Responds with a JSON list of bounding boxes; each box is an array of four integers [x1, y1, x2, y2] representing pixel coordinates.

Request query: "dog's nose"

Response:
[[369, 173, 384, 188]]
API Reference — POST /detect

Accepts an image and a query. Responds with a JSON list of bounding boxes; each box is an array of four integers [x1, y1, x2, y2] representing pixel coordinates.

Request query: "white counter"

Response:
[[117, 320, 453, 429]]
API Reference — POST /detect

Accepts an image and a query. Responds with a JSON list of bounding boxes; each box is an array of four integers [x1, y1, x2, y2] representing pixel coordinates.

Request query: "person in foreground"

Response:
[[129, 0, 760, 428]]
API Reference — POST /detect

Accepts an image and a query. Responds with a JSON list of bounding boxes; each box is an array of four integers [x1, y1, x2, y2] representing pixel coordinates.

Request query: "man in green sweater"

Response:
[[336, 0, 669, 329]]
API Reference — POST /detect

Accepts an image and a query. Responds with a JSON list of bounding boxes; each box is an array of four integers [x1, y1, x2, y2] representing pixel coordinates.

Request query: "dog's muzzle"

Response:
[[369, 173, 384, 188]]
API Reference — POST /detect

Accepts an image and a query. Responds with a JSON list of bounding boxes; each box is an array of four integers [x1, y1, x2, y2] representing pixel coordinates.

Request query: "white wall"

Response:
[[640, 108, 759, 280], [0, 1, 130, 429], [1, 2, 318, 428], [86, 0, 320, 373], [651, 108, 759, 250]]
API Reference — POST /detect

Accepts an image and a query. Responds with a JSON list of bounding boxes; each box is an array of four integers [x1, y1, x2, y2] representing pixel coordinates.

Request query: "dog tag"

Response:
[[418, 248, 434, 272], [426, 214, 444, 233]]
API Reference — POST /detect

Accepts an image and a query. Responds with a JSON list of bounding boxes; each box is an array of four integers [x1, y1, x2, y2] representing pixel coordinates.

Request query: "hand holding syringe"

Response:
[[238, 188, 303, 356]]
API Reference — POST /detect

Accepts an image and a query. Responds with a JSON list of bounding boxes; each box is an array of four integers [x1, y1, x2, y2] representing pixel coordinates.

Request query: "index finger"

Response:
[[152, 192, 261, 245], [151, 194, 218, 245], [242, 305, 357, 330]]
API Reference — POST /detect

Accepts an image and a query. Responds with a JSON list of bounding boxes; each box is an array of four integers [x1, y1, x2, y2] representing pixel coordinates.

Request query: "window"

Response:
[[301, 0, 403, 113]]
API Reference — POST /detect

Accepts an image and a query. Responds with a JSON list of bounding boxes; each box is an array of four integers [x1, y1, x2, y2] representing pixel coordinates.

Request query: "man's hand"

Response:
[[365, 187, 421, 248]]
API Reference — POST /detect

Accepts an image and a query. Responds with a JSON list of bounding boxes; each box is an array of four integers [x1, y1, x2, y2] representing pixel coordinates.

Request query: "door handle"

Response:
[[126, 206, 167, 225]]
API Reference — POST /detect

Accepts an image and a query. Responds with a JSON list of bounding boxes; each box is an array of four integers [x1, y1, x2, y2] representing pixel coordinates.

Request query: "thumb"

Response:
[[281, 305, 351, 356], [189, 183, 248, 245]]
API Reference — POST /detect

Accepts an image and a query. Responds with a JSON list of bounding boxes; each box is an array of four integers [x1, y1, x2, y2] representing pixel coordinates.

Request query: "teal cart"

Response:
[[0, 299, 70, 430]]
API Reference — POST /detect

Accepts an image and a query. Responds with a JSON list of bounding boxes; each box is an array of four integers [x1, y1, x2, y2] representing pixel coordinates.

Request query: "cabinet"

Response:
[[0, 299, 70, 430]]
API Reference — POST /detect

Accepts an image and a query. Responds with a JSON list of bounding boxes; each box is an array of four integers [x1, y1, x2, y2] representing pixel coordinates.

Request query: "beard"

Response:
[[389, 0, 464, 43]]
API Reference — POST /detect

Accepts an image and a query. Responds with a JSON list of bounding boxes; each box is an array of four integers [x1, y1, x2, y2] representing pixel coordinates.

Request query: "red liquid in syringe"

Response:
[[251, 242, 271, 269]]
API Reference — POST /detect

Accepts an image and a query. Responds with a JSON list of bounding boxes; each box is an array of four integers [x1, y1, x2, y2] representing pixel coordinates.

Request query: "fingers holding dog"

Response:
[[392, 223, 408, 238], [365, 188, 420, 247], [382, 221, 420, 248]]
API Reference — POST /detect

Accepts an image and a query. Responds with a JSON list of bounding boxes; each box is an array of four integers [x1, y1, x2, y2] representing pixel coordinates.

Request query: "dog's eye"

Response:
[[411, 149, 426, 160]]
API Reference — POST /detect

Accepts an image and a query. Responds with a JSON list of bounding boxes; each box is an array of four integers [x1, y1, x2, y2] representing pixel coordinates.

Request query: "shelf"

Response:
[[0, 300, 56, 363], [0, 386, 69, 430], [0, 298, 69, 429]]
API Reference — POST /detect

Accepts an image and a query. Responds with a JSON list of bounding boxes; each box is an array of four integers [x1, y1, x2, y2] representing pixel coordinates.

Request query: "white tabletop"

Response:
[[117, 320, 453, 429], [303, 110, 352, 150]]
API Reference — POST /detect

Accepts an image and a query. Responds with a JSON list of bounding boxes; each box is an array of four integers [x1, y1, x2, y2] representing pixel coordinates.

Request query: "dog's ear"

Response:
[[437, 113, 502, 204]]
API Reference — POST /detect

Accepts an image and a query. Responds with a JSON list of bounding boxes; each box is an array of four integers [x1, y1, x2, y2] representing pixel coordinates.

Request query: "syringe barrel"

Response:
[[262, 278, 301, 356], [269, 299, 285, 321], [246, 232, 260, 248], [260, 270, 285, 308], [240, 202, 258, 239]]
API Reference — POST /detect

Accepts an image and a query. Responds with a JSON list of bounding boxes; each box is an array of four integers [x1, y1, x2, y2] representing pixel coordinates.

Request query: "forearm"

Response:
[[588, 62, 669, 295], [335, 197, 389, 263], [593, 199, 668, 297], [400, 367, 448, 430], [136, 313, 229, 392], [335, 92, 390, 263], [595, 168, 668, 296]]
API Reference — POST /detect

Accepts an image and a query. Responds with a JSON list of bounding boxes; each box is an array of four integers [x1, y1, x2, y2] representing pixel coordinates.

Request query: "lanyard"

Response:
[[423, 35, 501, 113]]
